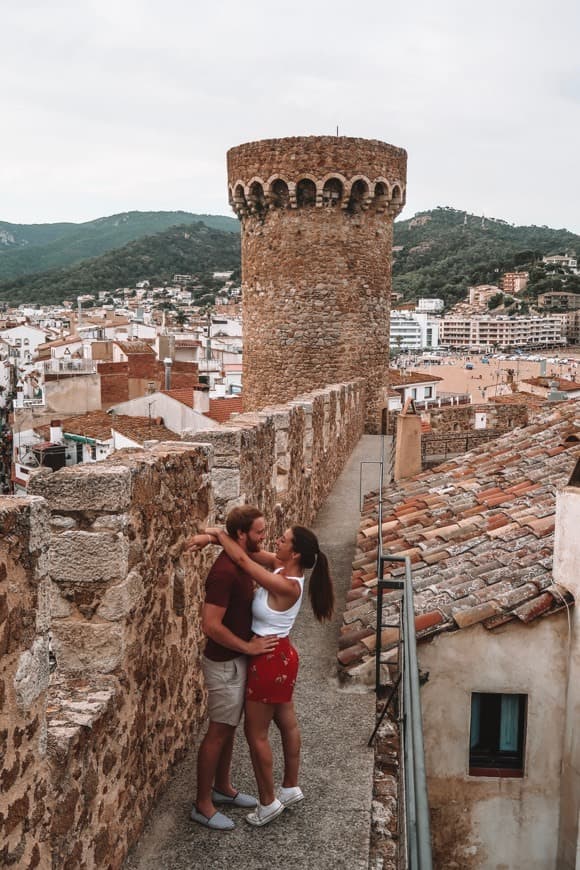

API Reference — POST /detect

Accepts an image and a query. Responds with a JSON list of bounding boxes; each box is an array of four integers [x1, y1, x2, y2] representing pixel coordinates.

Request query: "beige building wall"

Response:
[[13, 374, 102, 433], [419, 617, 569, 869], [393, 411, 422, 480], [553, 481, 580, 868]]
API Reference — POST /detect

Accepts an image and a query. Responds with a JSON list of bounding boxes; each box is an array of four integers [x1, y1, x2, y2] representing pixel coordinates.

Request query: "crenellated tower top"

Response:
[[227, 134, 407, 432], [227, 136, 407, 220]]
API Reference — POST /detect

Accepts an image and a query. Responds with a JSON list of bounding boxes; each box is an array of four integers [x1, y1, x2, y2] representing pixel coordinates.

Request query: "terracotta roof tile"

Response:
[[338, 397, 580, 679]]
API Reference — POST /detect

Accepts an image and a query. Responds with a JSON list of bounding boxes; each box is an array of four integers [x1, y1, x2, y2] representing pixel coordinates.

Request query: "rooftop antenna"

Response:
[[336, 125, 339, 137]]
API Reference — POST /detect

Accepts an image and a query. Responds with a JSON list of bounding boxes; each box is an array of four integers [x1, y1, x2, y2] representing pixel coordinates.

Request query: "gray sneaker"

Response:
[[212, 788, 258, 809]]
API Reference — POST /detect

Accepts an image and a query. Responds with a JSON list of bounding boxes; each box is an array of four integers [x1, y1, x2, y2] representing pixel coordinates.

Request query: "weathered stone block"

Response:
[[50, 623, 124, 673], [48, 532, 129, 584], [29, 465, 132, 512], [211, 468, 241, 501], [46, 580, 71, 618], [14, 636, 50, 709], [97, 570, 144, 621], [90, 514, 129, 532]]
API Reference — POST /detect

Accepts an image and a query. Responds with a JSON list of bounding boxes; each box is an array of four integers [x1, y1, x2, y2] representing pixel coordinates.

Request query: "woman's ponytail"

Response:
[[291, 525, 334, 622], [308, 549, 334, 622]]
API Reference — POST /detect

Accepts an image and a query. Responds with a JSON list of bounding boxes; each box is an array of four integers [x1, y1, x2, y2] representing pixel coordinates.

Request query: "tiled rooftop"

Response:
[[36, 411, 178, 445], [388, 369, 444, 387], [521, 376, 580, 392], [339, 399, 580, 677], [161, 387, 207, 408], [113, 340, 155, 354], [204, 395, 244, 423], [487, 392, 547, 408]]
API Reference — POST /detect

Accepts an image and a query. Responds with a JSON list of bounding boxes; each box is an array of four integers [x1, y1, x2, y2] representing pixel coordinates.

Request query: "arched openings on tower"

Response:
[[322, 177, 343, 207], [391, 184, 403, 206], [232, 182, 248, 217], [347, 178, 370, 214], [373, 181, 389, 212], [296, 178, 317, 208], [270, 178, 290, 208], [248, 180, 267, 217]]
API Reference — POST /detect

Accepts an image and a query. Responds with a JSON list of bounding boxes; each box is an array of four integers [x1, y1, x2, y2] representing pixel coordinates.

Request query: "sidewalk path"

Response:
[[125, 434, 385, 870]]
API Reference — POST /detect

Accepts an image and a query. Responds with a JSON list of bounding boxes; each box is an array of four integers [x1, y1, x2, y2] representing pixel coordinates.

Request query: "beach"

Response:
[[399, 349, 580, 403]]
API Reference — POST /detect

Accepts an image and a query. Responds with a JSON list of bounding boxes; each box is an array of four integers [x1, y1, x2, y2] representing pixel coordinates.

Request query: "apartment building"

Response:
[[439, 315, 565, 350], [502, 271, 529, 294]]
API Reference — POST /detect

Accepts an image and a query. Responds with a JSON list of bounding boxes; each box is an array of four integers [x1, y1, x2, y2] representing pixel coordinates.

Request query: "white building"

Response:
[[543, 254, 578, 273], [0, 340, 12, 409], [416, 298, 444, 313], [0, 324, 49, 366], [390, 311, 440, 350]]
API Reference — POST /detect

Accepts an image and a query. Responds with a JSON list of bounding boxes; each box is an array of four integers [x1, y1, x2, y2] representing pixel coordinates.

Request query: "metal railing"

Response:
[[366, 438, 433, 870]]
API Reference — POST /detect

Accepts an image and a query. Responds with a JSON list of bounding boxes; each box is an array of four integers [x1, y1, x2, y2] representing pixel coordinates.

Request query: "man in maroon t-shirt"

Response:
[[190, 506, 278, 831]]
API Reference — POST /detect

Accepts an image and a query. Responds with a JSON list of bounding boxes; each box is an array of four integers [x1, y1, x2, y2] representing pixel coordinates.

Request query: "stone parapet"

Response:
[[0, 496, 51, 869], [186, 380, 365, 539], [2, 380, 364, 867]]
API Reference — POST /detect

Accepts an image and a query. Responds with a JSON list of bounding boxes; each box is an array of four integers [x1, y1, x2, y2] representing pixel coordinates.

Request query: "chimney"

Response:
[[393, 399, 422, 481], [553, 455, 580, 596], [164, 357, 173, 391], [49, 420, 63, 443]]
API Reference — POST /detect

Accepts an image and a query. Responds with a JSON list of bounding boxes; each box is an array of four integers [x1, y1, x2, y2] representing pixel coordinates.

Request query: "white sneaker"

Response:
[[277, 786, 304, 807], [246, 798, 285, 827]]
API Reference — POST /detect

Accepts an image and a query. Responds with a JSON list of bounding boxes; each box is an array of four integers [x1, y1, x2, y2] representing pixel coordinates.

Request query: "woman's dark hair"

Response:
[[290, 525, 334, 622]]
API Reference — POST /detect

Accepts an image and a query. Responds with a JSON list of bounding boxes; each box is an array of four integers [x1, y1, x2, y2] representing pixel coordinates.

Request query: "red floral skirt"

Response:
[[246, 636, 299, 704]]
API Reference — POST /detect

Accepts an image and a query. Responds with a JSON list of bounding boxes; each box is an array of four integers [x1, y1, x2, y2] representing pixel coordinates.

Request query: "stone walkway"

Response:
[[124, 434, 385, 870]]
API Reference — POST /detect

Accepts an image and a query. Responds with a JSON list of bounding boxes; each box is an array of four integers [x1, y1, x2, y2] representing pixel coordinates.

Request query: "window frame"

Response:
[[468, 691, 527, 778]]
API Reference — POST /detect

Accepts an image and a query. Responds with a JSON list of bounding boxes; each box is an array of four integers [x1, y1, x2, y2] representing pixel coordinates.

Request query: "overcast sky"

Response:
[[2, 0, 579, 231]]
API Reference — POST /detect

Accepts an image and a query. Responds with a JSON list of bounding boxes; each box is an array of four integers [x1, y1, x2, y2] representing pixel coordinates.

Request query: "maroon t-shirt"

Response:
[[204, 551, 255, 662]]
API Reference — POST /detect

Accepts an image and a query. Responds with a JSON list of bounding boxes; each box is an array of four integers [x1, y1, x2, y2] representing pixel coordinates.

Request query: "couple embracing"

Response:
[[185, 506, 334, 831]]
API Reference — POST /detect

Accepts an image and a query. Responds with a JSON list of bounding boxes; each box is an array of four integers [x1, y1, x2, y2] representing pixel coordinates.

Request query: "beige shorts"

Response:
[[202, 655, 247, 727]]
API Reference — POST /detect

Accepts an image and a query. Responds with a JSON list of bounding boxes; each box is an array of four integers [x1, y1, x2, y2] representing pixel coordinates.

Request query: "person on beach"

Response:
[[189, 506, 279, 832], [188, 523, 334, 827]]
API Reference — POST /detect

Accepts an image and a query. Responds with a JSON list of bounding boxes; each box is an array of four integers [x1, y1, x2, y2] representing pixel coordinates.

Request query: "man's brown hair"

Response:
[[225, 505, 263, 538]]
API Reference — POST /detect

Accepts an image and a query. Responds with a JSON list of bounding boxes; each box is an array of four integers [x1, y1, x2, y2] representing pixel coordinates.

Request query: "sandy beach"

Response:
[[400, 348, 580, 403]]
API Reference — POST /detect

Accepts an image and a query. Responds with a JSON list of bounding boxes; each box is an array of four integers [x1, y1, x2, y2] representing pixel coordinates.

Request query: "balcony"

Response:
[[42, 359, 97, 375]]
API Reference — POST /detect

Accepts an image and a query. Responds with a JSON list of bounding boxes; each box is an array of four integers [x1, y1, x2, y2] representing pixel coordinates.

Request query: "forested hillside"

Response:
[[0, 211, 238, 281], [0, 223, 240, 305], [392, 207, 580, 306], [1, 206, 578, 308]]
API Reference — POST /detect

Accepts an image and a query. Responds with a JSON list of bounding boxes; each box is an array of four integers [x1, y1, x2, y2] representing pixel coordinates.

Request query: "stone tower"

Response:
[[227, 136, 407, 432]]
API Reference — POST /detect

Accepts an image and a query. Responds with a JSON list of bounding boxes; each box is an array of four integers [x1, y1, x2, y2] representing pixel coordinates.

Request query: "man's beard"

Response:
[[246, 538, 261, 554]]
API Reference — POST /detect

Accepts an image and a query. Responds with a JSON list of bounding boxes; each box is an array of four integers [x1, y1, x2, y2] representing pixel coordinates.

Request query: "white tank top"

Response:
[[251, 568, 304, 638]]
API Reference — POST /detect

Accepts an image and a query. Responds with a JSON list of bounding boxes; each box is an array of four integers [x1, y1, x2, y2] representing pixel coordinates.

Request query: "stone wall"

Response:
[[2, 379, 365, 868], [385, 402, 530, 463], [227, 136, 406, 433], [424, 402, 529, 434], [0, 497, 51, 869]]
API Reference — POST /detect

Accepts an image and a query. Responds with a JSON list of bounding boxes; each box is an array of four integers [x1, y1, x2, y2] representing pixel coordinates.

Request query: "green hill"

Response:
[[1, 205, 578, 309], [0, 210, 239, 281], [0, 222, 241, 306], [392, 207, 580, 307]]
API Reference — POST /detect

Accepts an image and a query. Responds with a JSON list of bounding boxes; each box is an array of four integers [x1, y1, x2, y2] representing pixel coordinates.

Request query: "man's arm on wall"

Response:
[[202, 604, 278, 655]]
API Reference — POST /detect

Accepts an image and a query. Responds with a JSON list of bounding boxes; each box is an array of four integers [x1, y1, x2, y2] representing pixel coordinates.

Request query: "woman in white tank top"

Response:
[[203, 523, 334, 827]]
